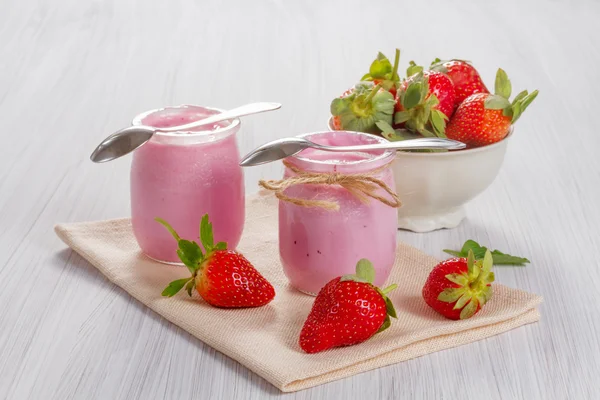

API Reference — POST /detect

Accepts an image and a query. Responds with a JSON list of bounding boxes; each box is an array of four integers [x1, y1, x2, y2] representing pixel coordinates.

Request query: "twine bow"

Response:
[[258, 160, 401, 211]]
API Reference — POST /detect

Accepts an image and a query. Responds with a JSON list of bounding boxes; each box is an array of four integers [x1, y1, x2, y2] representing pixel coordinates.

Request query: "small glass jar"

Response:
[[278, 130, 398, 295], [130, 105, 245, 263]]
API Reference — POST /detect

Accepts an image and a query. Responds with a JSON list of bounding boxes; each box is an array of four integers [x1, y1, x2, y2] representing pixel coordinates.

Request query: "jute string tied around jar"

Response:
[[258, 160, 401, 211]]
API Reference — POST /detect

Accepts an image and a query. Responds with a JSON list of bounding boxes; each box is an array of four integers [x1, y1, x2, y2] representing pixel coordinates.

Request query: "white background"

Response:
[[1, 0, 599, 399]]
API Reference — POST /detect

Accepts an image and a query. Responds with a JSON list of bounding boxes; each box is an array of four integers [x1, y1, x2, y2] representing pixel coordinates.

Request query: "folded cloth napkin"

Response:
[[54, 193, 542, 393]]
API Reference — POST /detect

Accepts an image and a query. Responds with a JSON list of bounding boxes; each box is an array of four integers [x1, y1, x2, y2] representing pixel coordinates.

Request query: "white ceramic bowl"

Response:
[[327, 118, 511, 232]]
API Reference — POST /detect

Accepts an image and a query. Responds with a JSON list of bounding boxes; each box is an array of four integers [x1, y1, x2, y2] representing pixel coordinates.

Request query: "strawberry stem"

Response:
[[155, 217, 181, 241], [381, 283, 398, 295], [391, 48, 400, 81], [364, 83, 382, 103]]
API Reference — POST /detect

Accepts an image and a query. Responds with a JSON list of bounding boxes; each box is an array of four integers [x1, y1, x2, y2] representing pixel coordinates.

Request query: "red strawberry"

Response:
[[399, 69, 455, 118], [422, 250, 494, 320], [394, 63, 455, 138], [430, 59, 489, 110], [361, 48, 401, 98], [330, 82, 395, 134], [157, 214, 275, 308], [446, 68, 539, 148], [299, 259, 397, 353]]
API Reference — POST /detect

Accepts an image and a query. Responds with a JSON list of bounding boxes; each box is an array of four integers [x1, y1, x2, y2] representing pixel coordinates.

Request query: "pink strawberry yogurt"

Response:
[[278, 130, 398, 295], [130, 105, 244, 263]]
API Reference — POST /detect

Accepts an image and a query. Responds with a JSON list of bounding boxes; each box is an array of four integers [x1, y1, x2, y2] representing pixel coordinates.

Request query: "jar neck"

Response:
[[132, 105, 240, 145], [287, 131, 395, 174]]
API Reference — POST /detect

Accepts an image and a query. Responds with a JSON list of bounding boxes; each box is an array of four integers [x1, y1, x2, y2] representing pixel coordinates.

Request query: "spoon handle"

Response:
[[315, 137, 466, 152], [158, 102, 282, 132]]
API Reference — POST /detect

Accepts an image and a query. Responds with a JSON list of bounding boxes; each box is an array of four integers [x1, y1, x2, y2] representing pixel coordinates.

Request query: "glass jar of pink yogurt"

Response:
[[130, 105, 245, 263], [278, 130, 398, 295]]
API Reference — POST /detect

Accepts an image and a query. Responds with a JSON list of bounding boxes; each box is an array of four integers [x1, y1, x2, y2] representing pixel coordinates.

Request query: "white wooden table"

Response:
[[1, 0, 599, 398]]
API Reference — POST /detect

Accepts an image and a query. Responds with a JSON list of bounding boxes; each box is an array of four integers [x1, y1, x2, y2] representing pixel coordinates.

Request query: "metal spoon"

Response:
[[90, 102, 282, 163], [239, 136, 466, 167]]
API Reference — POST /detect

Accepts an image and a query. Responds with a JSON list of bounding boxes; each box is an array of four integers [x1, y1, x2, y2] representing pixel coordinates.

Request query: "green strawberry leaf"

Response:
[[513, 90, 539, 123], [459, 298, 479, 319], [481, 250, 494, 276], [443, 240, 530, 265], [372, 90, 396, 112], [394, 111, 411, 125], [384, 296, 397, 318], [430, 58, 448, 73], [494, 68, 512, 99], [368, 52, 392, 79], [430, 109, 447, 138], [177, 240, 204, 273], [162, 277, 192, 297], [155, 217, 204, 272], [420, 77, 430, 103], [356, 259, 375, 283], [200, 214, 214, 252], [376, 120, 396, 136], [445, 273, 469, 286], [489, 250, 529, 265], [330, 97, 349, 116], [509, 100, 521, 119], [333, 83, 394, 133], [377, 124, 418, 142], [461, 240, 486, 258], [376, 315, 391, 333], [484, 95, 511, 110], [185, 279, 195, 297], [426, 94, 440, 108], [419, 127, 436, 138], [467, 250, 480, 281], [438, 287, 465, 303], [406, 60, 423, 77], [214, 241, 227, 250], [520, 90, 539, 111], [453, 292, 472, 310], [512, 90, 529, 105], [443, 249, 463, 257], [403, 82, 422, 109]]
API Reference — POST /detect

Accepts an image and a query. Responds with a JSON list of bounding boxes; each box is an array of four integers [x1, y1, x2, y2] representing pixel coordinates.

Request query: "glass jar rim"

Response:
[[131, 104, 241, 137], [289, 130, 395, 172]]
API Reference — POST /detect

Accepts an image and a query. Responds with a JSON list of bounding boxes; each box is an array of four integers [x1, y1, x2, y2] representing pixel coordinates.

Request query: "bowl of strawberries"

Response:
[[328, 49, 538, 232]]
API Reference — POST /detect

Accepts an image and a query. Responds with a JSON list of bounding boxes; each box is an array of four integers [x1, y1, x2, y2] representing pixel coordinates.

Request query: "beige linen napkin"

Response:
[[54, 193, 542, 392]]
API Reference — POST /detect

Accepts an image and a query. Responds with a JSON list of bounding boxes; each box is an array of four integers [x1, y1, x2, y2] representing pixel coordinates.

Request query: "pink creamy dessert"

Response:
[[130, 105, 244, 263], [279, 131, 398, 295]]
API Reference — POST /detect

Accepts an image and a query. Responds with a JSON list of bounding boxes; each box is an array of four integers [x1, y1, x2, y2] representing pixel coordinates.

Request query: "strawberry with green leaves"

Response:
[[422, 250, 495, 320], [446, 68, 538, 148], [430, 59, 489, 110], [330, 82, 395, 134], [394, 65, 455, 138], [157, 214, 275, 308], [299, 259, 397, 353], [360, 49, 401, 98], [444, 239, 530, 266]]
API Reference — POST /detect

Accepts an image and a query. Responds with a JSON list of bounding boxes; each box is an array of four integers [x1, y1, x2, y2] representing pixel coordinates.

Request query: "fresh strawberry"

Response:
[[361, 48, 401, 98], [422, 250, 494, 320], [299, 259, 397, 353], [331, 87, 355, 130], [430, 59, 489, 110], [330, 82, 395, 134], [446, 68, 538, 147], [157, 214, 275, 308], [394, 64, 455, 137]]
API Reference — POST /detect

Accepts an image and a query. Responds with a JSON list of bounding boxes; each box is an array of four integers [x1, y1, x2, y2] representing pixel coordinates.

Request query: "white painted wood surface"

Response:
[[1, 0, 599, 398]]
